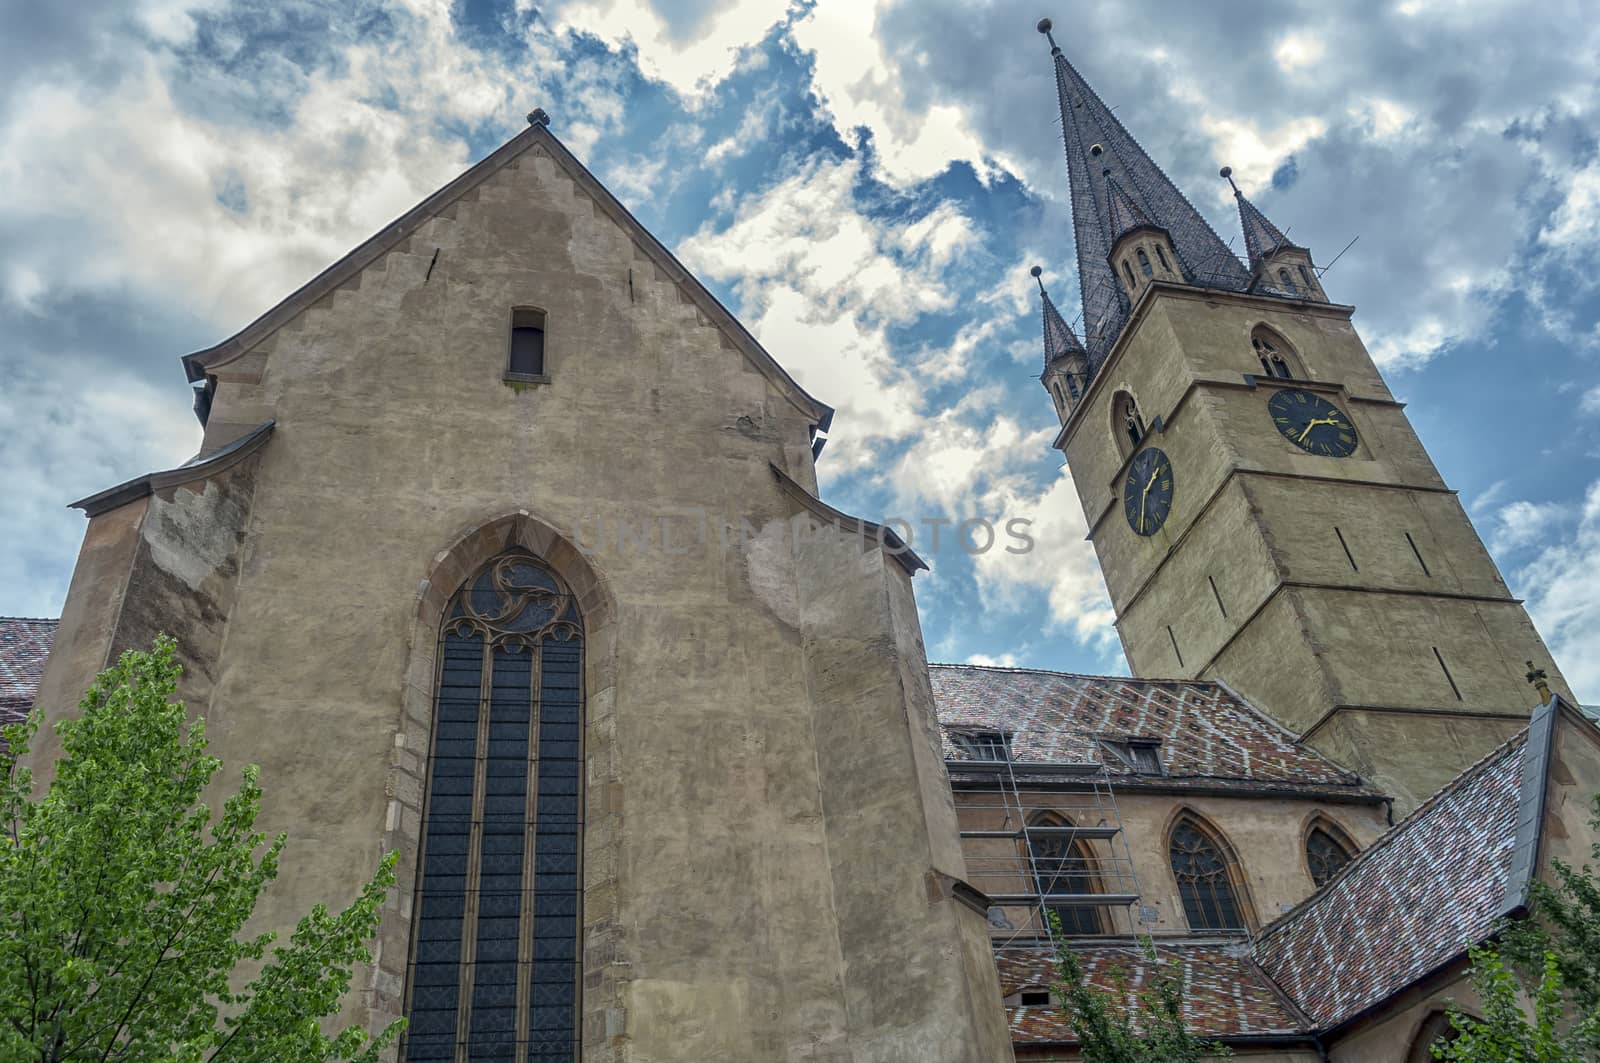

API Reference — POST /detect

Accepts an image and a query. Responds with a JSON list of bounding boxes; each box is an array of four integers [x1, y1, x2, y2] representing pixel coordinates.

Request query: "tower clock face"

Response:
[[1123, 447, 1174, 537], [1268, 388, 1358, 457]]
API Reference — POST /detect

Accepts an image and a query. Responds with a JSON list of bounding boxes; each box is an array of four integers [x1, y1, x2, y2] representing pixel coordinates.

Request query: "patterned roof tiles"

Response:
[[930, 664, 1378, 798], [996, 943, 1309, 1045], [0, 617, 56, 740], [1252, 729, 1530, 1028]]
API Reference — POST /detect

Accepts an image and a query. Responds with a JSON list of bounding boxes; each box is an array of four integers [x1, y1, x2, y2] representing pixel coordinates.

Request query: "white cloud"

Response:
[[1488, 498, 1568, 556], [1581, 386, 1600, 416], [790, 0, 1002, 186], [1515, 479, 1600, 702], [534, 0, 788, 99], [0, 354, 200, 618], [1273, 33, 1326, 74], [1541, 160, 1600, 252], [966, 652, 1018, 667], [678, 154, 972, 469]]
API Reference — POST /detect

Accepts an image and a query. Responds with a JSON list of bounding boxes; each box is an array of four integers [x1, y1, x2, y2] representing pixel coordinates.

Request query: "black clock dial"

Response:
[[1268, 388, 1358, 457], [1122, 447, 1174, 537]]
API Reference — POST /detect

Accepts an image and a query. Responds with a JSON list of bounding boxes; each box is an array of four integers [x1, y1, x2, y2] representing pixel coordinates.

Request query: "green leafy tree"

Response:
[[1048, 916, 1231, 1063], [0, 636, 404, 1062], [1434, 794, 1600, 1060]]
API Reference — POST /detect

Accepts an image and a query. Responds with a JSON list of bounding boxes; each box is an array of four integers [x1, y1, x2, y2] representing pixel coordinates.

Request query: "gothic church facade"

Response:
[[5, 19, 1598, 1063]]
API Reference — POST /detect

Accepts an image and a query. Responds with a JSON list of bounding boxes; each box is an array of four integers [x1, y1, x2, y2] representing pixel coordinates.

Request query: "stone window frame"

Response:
[[1026, 810, 1108, 937], [1407, 1009, 1471, 1061], [505, 306, 552, 385], [1250, 324, 1305, 380], [1162, 807, 1256, 933], [1300, 813, 1360, 890], [1109, 389, 1147, 458], [371, 511, 623, 1061]]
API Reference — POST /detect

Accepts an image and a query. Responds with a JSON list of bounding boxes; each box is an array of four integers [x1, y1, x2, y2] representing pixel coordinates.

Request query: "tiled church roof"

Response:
[[929, 664, 1379, 799], [0, 617, 56, 740], [1252, 727, 1533, 1028], [996, 943, 1309, 1045]]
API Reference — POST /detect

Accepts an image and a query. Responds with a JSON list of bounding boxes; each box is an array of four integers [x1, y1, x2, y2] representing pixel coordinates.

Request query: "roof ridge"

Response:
[[1208, 678, 1365, 786], [0, 617, 59, 625], [929, 661, 1216, 688], [1254, 722, 1532, 944]]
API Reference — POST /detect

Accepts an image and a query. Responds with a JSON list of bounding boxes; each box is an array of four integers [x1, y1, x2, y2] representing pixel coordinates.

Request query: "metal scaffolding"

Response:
[[950, 753, 1147, 952]]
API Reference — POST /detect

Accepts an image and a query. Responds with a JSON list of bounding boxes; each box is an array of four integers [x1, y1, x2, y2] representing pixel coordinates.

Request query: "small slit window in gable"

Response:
[[1019, 988, 1052, 1006], [507, 307, 547, 380]]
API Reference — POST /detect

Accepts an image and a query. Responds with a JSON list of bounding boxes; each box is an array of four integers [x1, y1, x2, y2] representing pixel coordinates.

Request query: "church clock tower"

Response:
[[1031, 19, 1571, 809]]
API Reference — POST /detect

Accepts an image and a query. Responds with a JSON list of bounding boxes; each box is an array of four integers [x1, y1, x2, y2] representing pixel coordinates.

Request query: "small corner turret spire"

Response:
[[1221, 165, 1296, 269], [1032, 265, 1086, 367], [1033, 264, 1090, 422]]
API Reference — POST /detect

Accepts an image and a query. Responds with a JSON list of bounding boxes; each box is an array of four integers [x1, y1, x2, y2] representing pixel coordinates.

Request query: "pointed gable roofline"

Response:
[[180, 112, 834, 433]]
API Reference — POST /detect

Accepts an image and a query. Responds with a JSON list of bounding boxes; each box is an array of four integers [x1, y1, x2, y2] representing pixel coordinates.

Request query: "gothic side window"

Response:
[[1029, 818, 1103, 936], [1112, 391, 1146, 454], [1251, 329, 1300, 379], [1279, 268, 1298, 295], [1155, 245, 1172, 274], [1121, 261, 1137, 291], [1169, 816, 1247, 931], [1297, 264, 1314, 290], [1137, 247, 1153, 277], [1306, 824, 1356, 887], [405, 551, 584, 1062]]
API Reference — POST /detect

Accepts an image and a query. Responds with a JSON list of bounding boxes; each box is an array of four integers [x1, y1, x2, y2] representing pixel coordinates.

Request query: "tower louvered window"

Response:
[[1169, 818, 1244, 931], [1306, 826, 1355, 887], [406, 552, 584, 1062]]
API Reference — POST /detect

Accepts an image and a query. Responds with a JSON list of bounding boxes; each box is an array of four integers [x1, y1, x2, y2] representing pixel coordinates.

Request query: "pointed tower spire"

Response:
[[1221, 166, 1299, 269], [1038, 17, 1249, 365]]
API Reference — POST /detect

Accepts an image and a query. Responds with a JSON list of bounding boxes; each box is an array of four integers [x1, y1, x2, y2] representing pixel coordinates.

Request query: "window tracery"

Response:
[[1306, 825, 1356, 888], [1169, 817, 1245, 931], [1029, 818, 1103, 936], [405, 551, 584, 1062]]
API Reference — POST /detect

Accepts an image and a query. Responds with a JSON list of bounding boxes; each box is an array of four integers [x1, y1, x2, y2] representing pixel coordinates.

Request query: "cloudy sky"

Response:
[[2, 0, 1598, 699]]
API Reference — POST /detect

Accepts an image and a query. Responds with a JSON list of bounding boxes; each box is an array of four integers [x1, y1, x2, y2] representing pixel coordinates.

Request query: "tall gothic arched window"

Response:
[[1251, 328, 1301, 380], [1137, 247, 1154, 277], [405, 551, 584, 1062], [1169, 816, 1247, 931], [1306, 823, 1357, 888], [1028, 817, 1104, 936]]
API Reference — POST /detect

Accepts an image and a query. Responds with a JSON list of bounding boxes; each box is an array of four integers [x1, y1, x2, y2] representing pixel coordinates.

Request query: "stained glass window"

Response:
[[1030, 824, 1103, 936], [406, 552, 584, 1062], [1306, 826, 1355, 888], [1169, 819, 1244, 931]]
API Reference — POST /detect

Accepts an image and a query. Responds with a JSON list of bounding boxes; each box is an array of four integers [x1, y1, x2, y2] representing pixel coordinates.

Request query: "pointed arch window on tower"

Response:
[[1121, 261, 1137, 291], [1279, 268, 1298, 296], [1252, 331, 1298, 379], [1169, 817, 1247, 931], [1137, 248, 1153, 278], [1155, 246, 1172, 274], [1112, 392, 1146, 453], [1298, 264, 1314, 290], [1029, 818, 1104, 936]]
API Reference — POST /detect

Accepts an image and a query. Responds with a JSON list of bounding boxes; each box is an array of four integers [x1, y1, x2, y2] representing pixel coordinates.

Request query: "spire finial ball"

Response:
[[1219, 165, 1232, 179], [1030, 265, 1043, 278], [1036, 17, 1053, 33]]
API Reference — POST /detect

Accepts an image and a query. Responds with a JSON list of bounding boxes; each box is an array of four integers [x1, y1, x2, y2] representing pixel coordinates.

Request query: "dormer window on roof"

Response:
[[1100, 738, 1163, 775], [951, 730, 1012, 762]]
